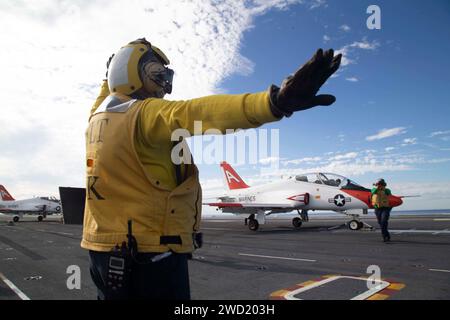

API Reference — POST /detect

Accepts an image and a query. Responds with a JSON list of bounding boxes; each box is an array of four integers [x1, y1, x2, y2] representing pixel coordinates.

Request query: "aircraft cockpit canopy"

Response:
[[292, 173, 369, 191]]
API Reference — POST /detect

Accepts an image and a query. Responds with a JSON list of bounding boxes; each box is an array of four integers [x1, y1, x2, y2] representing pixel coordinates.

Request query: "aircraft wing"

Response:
[[206, 202, 294, 208], [205, 202, 300, 214]]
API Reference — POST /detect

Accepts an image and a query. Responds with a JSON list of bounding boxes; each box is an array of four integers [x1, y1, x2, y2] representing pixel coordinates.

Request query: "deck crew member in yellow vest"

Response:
[[82, 38, 342, 300], [371, 178, 393, 242]]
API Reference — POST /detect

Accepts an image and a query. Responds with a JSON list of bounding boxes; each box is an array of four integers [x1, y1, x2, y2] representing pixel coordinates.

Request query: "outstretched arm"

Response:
[[139, 48, 341, 140], [139, 91, 277, 139], [269, 49, 342, 117]]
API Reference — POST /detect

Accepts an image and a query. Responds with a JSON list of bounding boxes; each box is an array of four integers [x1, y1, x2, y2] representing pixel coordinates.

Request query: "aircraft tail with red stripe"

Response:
[[0, 185, 15, 201], [220, 161, 250, 190]]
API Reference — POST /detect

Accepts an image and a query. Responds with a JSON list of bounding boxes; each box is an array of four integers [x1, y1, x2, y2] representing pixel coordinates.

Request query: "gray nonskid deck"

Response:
[[0, 215, 449, 300]]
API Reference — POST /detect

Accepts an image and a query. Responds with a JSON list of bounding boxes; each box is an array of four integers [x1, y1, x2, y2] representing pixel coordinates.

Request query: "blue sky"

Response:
[[197, 0, 450, 209], [0, 0, 449, 210]]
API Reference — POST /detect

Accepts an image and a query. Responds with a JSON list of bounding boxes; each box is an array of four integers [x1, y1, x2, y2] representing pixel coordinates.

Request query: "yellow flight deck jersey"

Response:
[[81, 81, 279, 253], [371, 187, 391, 208]]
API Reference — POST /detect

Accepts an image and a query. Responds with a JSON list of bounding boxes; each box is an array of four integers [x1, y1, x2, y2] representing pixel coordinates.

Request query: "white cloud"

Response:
[[340, 24, 351, 32], [385, 147, 395, 152], [345, 77, 358, 82], [323, 34, 331, 42], [282, 157, 322, 165], [261, 159, 413, 178], [401, 138, 418, 146], [259, 156, 280, 165], [0, 0, 308, 198], [430, 130, 450, 137], [304, 161, 412, 176], [256, 149, 421, 178], [329, 152, 358, 161], [366, 127, 407, 141], [256, 148, 439, 179], [336, 39, 380, 66], [308, 0, 327, 10], [390, 182, 450, 201], [427, 158, 450, 164]]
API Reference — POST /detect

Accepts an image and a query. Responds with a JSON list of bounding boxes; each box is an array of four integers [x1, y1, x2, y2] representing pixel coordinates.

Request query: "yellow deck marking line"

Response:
[[367, 293, 389, 300], [270, 289, 291, 298], [270, 275, 405, 300], [388, 283, 406, 290], [296, 280, 316, 287]]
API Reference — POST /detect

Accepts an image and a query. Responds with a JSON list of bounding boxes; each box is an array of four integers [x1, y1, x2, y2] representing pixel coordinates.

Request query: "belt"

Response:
[[160, 235, 182, 245]]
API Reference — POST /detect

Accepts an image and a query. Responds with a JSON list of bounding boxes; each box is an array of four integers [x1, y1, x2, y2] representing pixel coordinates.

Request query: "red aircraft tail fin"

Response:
[[220, 161, 250, 190], [0, 185, 15, 201]]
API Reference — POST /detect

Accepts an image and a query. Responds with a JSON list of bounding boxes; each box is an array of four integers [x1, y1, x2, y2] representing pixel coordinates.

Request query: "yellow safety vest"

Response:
[[81, 95, 202, 253], [372, 189, 390, 208], [81, 81, 278, 253]]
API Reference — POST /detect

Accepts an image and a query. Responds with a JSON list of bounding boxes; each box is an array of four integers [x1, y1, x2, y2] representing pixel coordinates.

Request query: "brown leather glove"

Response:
[[269, 49, 342, 118]]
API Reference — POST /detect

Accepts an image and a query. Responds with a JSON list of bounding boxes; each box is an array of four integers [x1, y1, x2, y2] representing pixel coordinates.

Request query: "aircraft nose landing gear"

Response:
[[293, 209, 308, 229]]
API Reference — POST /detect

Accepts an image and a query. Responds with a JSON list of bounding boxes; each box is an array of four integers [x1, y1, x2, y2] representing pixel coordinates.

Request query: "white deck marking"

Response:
[[433, 218, 450, 221], [390, 229, 450, 235], [2, 257, 17, 261], [202, 227, 235, 231], [204, 220, 238, 223], [238, 253, 316, 262], [283, 276, 390, 300], [433, 229, 448, 235], [0, 272, 30, 300], [429, 269, 450, 273], [56, 232, 74, 236]]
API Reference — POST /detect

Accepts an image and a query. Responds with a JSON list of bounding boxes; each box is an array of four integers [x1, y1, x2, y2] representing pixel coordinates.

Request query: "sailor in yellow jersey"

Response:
[[83, 38, 342, 299], [371, 178, 393, 242]]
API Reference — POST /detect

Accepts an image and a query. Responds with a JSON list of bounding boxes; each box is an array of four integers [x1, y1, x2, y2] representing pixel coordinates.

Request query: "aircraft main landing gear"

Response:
[[348, 219, 363, 230], [292, 217, 303, 229], [246, 213, 264, 231], [13, 216, 20, 223], [37, 215, 44, 222], [248, 218, 259, 231]]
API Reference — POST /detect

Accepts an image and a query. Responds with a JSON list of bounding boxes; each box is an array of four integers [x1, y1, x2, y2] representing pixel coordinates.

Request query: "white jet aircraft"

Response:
[[0, 185, 62, 222], [205, 162, 403, 231]]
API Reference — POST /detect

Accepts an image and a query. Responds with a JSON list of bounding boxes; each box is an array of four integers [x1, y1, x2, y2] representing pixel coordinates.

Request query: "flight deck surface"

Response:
[[0, 214, 449, 300]]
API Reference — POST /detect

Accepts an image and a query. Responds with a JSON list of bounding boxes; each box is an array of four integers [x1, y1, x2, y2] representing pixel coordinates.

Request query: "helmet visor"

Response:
[[141, 61, 174, 94]]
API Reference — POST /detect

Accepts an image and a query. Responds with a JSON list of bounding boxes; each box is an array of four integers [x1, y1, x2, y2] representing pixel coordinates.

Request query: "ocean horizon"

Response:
[[203, 209, 450, 218]]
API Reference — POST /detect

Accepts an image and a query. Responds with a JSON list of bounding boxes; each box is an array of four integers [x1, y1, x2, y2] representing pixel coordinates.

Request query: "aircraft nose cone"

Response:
[[390, 196, 403, 207]]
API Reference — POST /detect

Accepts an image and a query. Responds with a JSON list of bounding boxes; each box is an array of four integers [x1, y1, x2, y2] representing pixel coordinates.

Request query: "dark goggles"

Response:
[[140, 49, 174, 94], [151, 67, 174, 94]]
